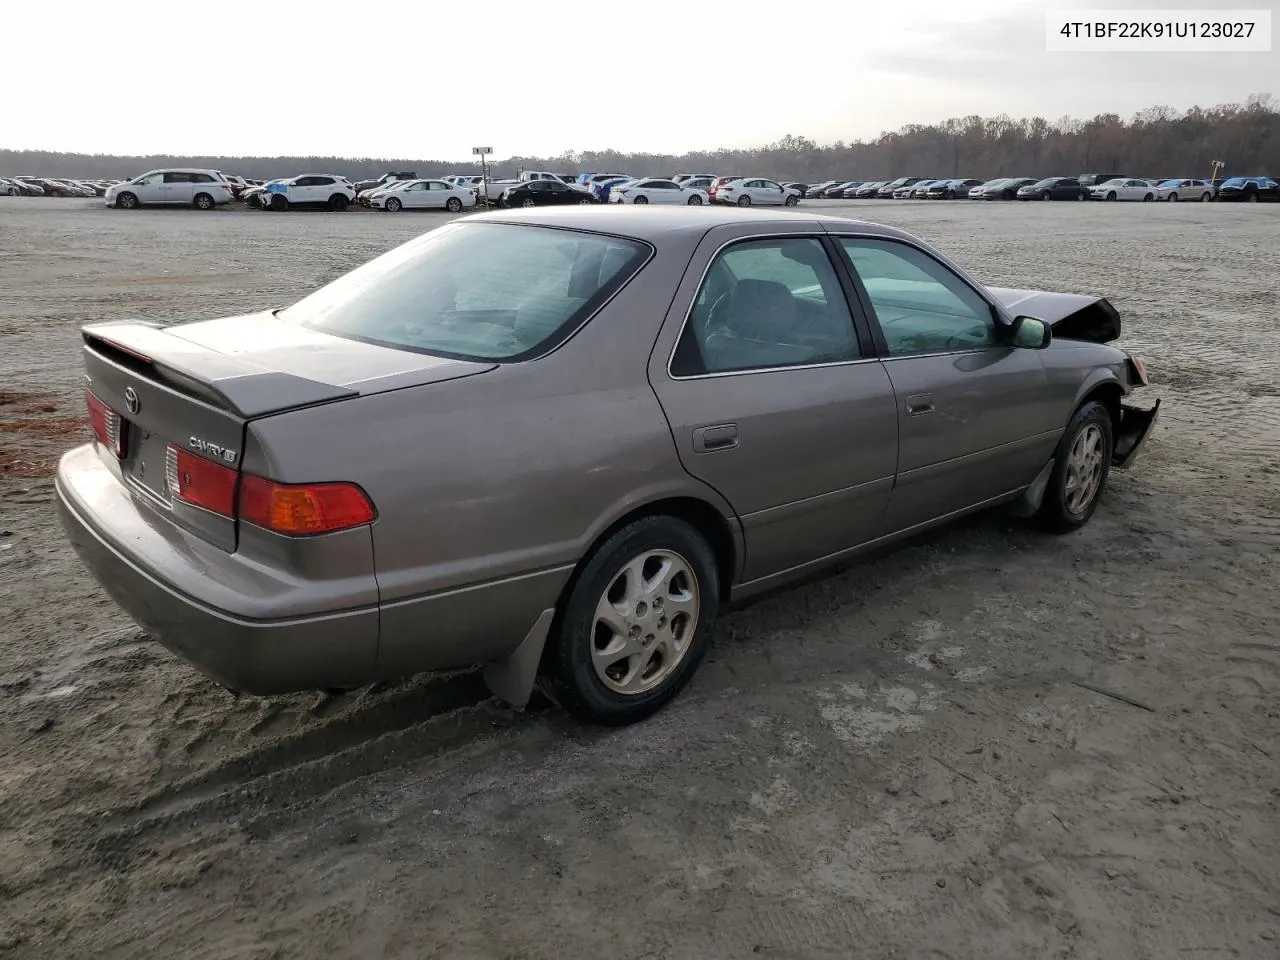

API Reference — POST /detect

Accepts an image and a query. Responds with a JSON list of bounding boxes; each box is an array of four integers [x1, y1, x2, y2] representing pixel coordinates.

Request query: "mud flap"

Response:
[[1009, 458, 1055, 517], [1113, 398, 1161, 469], [482, 608, 555, 709]]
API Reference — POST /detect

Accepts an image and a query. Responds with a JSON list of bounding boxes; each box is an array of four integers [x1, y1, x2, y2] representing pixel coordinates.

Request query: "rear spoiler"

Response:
[[986, 288, 1122, 344], [82, 321, 357, 418]]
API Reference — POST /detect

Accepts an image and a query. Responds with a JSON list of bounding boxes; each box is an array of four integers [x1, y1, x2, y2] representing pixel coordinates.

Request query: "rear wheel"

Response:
[[1143, 193, 1154, 202], [736, 195, 751, 207], [578, 198, 592, 204], [1247, 191, 1259, 203], [537, 516, 719, 726], [193, 192, 215, 210], [521, 197, 536, 208], [445, 196, 462, 212], [328, 194, 349, 211], [116, 191, 138, 209], [1042, 191, 1052, 201], [1036, 401, 1114, 533], [1200, 192, 1211, 202]]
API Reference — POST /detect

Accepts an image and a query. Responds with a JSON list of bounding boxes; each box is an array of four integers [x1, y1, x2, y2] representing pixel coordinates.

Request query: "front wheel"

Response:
[[537, 516, 719, 726], [687, 194, 702, 205], [385, 197, 402, 212], [578, 198, 592, 205], [1247, 192, 1259, 203], [784, 194, 799, 206], [1168, 193, 1179, 202], [1042, 191, 1052, 201], [116, 192, 138, 209], [1036, 401, 1114, 533], [736, 195, 751, 207], [270, 194, 288, 211], [1106, 191, 1117, 201], [1143, 193, 1154, 202], [328, 194, 349, 211], [1200, 192, 1211, 202], [445, 196, 462, 212]]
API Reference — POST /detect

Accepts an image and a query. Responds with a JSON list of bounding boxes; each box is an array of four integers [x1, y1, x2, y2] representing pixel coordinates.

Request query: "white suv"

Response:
[[106, 169, 236, 209], [261, 174, 356, 211]]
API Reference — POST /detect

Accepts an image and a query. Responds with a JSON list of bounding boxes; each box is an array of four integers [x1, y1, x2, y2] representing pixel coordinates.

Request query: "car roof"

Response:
[[467, 206, 916, 244]]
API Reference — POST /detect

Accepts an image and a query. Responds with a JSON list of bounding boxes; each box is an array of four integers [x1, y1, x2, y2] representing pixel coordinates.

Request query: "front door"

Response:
[[130, 172, 165, 203], [831, 235, 1057, 532], [649, 231, 898, 584]]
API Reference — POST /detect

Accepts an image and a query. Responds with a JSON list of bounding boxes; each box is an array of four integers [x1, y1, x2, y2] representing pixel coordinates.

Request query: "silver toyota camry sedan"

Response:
[[56, 207, 1160, 725]]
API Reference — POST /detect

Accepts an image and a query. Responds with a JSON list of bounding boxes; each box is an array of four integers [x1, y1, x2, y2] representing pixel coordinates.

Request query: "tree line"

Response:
[[3, 97, 1276, 184]]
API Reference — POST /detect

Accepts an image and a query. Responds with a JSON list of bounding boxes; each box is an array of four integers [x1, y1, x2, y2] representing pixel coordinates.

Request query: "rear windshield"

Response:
[[278, 222, 650, 362]]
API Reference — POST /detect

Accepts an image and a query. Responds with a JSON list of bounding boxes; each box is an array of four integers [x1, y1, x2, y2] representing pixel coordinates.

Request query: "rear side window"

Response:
[[671, 238, 860, 377], [278, 223, 650, 362]]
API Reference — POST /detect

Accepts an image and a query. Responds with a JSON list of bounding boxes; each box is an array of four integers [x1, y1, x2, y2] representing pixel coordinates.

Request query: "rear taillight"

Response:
[[86, 390, 127, 458], [164, 444, 375, 534], [167, 446, 237, 516], [240, 475, 375, 536]]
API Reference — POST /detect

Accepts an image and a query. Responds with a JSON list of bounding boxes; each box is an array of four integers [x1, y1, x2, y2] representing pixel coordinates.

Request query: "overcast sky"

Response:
[[3, 0, 1274, 160]]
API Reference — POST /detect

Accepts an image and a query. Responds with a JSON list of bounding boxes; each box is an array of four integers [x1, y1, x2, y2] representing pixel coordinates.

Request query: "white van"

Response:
[[105, 169, 235, 209]]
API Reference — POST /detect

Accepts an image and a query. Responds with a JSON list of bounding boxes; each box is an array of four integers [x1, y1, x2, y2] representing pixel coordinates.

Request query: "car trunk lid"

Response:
[[81, 314, 496, 550]]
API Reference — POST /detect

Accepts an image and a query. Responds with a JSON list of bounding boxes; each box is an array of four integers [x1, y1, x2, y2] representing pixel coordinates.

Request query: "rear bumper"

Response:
[[55, 444, 379, 695]]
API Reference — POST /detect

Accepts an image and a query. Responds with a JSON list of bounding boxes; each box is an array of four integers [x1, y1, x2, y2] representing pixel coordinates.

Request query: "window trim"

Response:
[[664, 233, 875, 381], [827, 233, 1009, 361]]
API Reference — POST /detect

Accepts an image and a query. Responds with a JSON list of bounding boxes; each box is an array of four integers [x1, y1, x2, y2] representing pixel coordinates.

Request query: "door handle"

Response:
[[692, 423, 738, 453], [905, 394, 935, 417]]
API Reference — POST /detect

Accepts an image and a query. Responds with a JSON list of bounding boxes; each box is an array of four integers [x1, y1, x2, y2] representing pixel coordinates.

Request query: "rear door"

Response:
[[161, 171, 194, 204], [648, 226, 898, 584], [830, 234, 1057, 531]]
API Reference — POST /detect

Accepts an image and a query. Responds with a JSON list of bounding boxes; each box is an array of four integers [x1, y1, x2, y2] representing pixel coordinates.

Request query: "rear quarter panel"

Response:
[[244, 225, 739, 670]]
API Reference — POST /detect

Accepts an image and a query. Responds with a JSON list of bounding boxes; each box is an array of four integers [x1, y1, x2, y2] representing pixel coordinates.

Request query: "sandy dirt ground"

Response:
[[0, 197, 1277, 960]]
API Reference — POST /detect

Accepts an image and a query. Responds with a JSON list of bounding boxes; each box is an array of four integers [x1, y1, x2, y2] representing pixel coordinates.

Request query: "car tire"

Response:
[[1168, 192, 1179, 202], [1143, 193, 1154, 202], [193, 192, 215, 210], [736, 195, 751, 207], [328, 194, 349, 211], [521, 198, 535, 207], [634, 195, 649, 204], [1247, 192, 1258, 203], [270, 194, 288, 211], [1036, 400, 1114, 534], [1080, 190, 1090, 200], [445, 196, 462, 212], [687, 195, 703, 205], [579, 198, 593, 205], [1042, 191, 1052, 201], [1106, 191, 1117, 201], [116, 192, 138, 209], [537, 515, 719, 726], [385, 197, 402, 212], [1200, 192, 1211, 202], [784, 194, 799, 206]]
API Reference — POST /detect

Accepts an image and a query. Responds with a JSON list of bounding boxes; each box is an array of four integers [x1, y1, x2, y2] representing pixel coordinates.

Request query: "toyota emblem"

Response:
[[124, 386, 140, 415]]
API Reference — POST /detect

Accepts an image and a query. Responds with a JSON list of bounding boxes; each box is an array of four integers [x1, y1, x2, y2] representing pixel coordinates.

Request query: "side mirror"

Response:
[[1012, 315, 1052, 349]]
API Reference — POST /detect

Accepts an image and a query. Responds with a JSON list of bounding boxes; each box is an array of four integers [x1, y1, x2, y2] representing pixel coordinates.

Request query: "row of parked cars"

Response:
[[0, 176, 124, 197], [799, 174, 1280, 202]]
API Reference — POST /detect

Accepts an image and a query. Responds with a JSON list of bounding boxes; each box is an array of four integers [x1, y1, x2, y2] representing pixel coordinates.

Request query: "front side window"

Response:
[[837, 238, 997, 357], [671, 238, 860, 376], [278, 223, 650, 362]]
